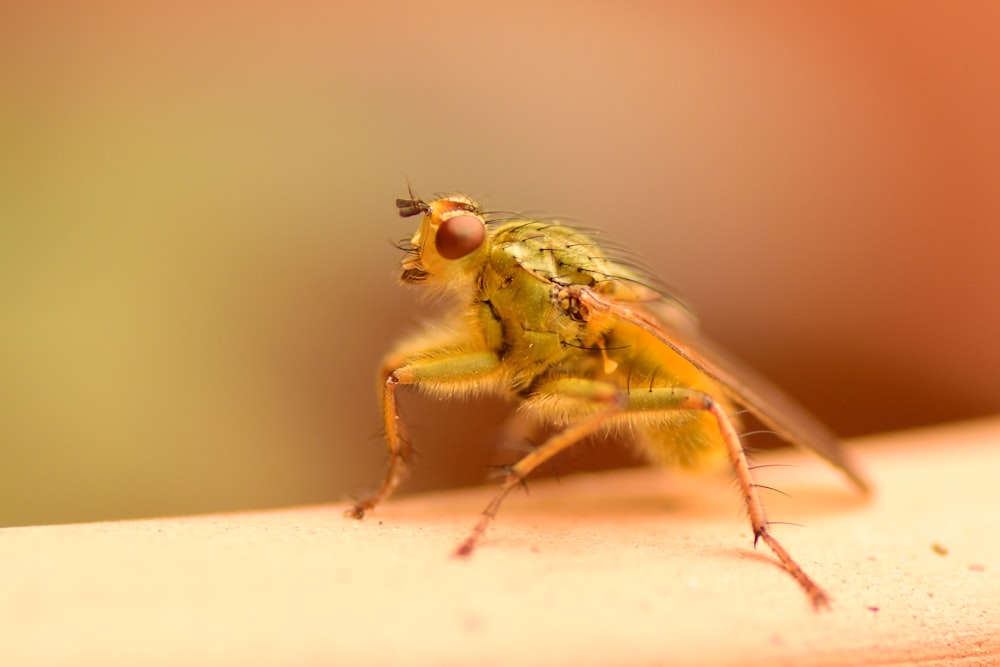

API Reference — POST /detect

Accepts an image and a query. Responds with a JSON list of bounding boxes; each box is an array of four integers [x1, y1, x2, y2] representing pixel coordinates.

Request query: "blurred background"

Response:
[[2, 1, 998, 526]]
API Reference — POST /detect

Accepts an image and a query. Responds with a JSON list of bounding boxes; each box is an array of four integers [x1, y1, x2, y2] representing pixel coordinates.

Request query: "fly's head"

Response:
[[394, 193, 488, 287]]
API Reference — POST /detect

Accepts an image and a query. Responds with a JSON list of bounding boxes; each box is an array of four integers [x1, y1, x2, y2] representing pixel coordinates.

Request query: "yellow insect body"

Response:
[[348, 193, 868, 608]]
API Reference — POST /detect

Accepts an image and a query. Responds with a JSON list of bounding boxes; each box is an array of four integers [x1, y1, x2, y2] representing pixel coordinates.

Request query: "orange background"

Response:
[[2, 1, 998, 526]]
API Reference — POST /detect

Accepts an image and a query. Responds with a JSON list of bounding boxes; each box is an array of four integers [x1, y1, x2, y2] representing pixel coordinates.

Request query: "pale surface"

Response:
[[1, 419, 998, 666]]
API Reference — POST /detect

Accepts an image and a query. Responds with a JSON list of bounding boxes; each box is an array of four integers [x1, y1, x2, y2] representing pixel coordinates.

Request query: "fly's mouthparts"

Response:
[[400, 266, 429, 283]]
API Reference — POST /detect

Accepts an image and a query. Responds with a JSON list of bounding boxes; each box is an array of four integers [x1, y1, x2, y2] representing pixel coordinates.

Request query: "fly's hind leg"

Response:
[[629, 386, 830, 608], [458, 379, 830, 608], [345, 349, 501, 520]]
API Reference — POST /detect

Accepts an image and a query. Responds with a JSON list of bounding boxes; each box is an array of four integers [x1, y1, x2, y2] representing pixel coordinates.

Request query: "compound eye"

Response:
[[435, 215, 485, 259]]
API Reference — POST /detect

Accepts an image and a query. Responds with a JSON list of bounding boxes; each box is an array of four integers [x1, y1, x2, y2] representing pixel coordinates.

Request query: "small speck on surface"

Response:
[[932, 542, 948, 556]]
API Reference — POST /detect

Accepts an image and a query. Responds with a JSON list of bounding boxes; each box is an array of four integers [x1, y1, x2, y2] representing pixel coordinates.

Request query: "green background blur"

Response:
[[3, 2, 998, 526]]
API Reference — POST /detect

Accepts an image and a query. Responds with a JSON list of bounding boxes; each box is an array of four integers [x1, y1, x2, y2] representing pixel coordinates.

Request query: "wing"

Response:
[[578, 288, 870, 493]]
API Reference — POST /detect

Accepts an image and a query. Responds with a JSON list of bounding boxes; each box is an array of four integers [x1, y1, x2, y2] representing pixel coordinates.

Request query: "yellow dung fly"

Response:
[[346, 192, 868, 608]]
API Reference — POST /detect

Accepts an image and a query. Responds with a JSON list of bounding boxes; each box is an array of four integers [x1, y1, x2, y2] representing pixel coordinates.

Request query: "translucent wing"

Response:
[[578, 288, 870, 492]]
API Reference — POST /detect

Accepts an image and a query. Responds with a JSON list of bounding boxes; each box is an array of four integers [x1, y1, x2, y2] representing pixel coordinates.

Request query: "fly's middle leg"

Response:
[[455, 378, 625, 556]]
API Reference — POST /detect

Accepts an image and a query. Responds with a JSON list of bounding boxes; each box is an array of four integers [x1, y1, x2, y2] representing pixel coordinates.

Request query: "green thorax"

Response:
[[472, 220, 634, 390]]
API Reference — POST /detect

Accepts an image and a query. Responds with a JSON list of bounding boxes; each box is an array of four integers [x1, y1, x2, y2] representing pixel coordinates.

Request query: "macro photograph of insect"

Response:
[[346, 190, 870, 610], [2, 2, 999, 666]]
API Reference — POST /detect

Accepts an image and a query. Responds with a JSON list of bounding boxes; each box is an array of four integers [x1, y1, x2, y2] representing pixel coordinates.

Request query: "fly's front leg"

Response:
[[345, 349, 501, 520], [342, 353, 411, 520], [455, 378, 625, 557], [629, 387, 830, 609]]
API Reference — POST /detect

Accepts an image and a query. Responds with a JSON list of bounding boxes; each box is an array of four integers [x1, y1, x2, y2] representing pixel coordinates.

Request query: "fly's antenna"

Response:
[[395, 179, 430, 218], [397, 197, 429, 218]]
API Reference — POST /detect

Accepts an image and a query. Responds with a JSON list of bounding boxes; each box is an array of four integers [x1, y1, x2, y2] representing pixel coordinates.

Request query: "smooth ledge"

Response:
[[1, 417, 999, 666]]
